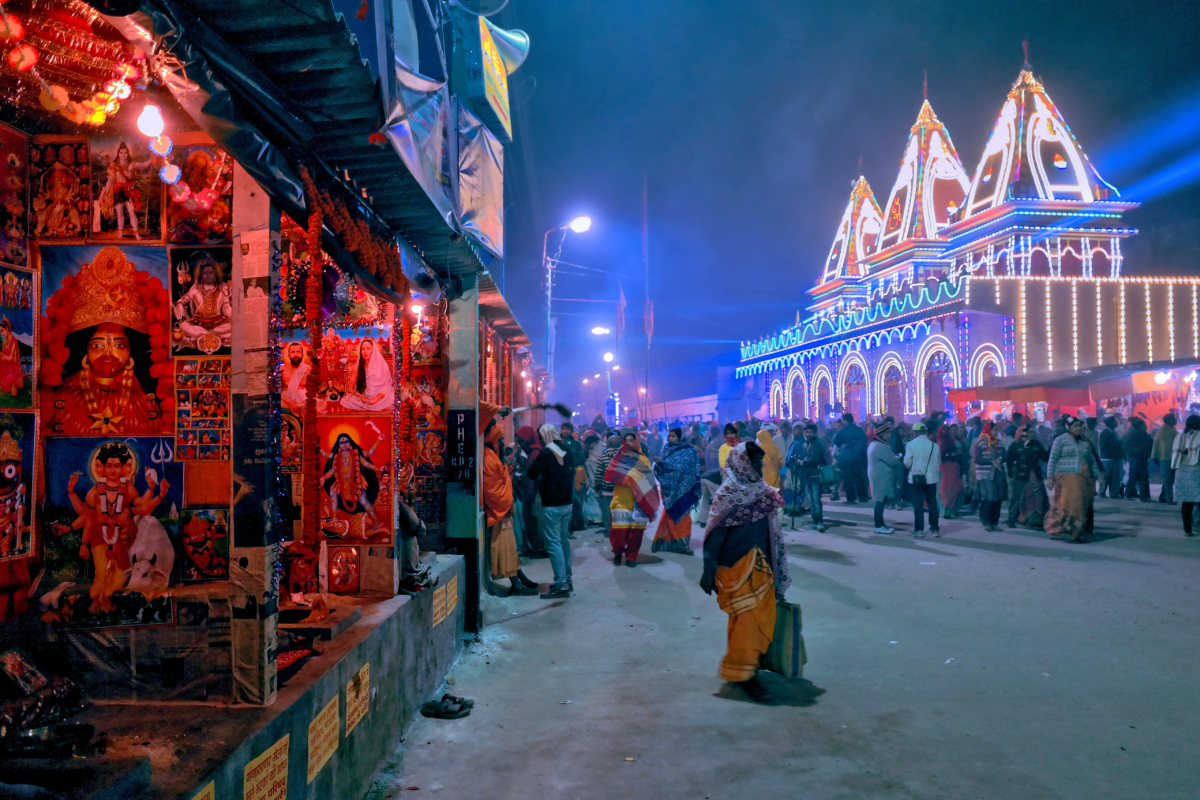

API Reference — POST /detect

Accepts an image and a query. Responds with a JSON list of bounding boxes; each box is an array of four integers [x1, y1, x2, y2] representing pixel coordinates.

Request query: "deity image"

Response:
[[412, 314, 441, 364], [415, 431, 444, 475], [0, 414, 33, 560], [0, 317, 25, 400], [40, 246, 172, 436], [166, 146, 232, 245], [316, 417, 393, 543], [30, 140, 89, 239], [0, 269, 34, 408], [90, 138, 160, 241], [171, 248, 232, 355], [411, 367, 445, 430], [0, 123, 28, 267], [327, 546, 359, 593], [180, 509, 228, 581], [280, 411, 302, 473]]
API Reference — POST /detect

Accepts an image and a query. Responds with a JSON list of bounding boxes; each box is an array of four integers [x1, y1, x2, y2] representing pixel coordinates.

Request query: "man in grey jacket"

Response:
[[903, 422, 941, 538]]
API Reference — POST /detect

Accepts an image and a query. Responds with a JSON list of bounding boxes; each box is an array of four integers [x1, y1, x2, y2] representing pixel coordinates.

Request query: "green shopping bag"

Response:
[[761, 600, 807, 679]]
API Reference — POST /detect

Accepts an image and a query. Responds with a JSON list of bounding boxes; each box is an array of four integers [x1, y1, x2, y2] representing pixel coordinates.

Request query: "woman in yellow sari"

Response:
[[604, 429, 661, 567], [700, 441, 789, 702]]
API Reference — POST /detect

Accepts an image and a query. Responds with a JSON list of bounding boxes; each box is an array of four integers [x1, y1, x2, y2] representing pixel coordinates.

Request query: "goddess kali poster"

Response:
[[39, 245, 174, 437], [314, 416, 393, 544]]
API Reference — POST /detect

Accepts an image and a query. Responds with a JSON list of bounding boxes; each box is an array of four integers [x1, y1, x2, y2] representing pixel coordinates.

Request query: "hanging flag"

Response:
[[616, 283, 626, 353], [644, 300, 654, 345]]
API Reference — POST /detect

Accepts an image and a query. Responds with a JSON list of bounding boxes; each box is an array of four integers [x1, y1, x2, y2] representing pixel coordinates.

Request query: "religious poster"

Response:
[[0, 413, 34, 561], [412, 312, 441, 365], [0, 266, 35, 408], [170, 247, 233, 355], [327, 545, 359, 593], [165, 144, 233, 245], [279, 327, 395, 415], [39, 245, 173, 437], [180, 508, 229, 582], [415, 430, 445, 477], [40, 436, 182, 629], [28, 139, 89, 240], [280, 411, 302, 473], [410, 365, 445, 430], [0, 123, 29, 268], [175, 357, 232, 461], [314, 416, 393, 544], [88, 133, 163, 242]]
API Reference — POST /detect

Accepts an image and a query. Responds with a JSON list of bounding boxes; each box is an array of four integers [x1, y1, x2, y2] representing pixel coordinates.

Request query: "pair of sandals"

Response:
[[420, 693, 474, 720]]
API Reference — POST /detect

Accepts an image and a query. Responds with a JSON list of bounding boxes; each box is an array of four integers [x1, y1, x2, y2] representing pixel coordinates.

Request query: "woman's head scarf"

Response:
[[937, 424, 955, 451], [703, 443, 783, 536], [537, 423, 566, 463]]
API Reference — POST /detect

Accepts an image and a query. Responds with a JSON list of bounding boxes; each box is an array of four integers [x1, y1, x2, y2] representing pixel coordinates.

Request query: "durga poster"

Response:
[[38, 245, 173, 437], [314, 416, 393, 544]]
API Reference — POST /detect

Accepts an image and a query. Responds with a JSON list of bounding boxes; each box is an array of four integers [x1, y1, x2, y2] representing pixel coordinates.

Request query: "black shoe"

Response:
[[517, 571, 538, 588], [625, 559, 637, 568], [1187, 531, 1195, 537], [613, 556, 622, 566], [508, 584, 538, 596], [540, 587, 570, 599]]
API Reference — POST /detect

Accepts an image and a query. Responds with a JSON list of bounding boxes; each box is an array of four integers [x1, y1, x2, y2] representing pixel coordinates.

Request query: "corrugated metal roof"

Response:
[[173, 0, 485, 276], [478, 271, 531, 347]]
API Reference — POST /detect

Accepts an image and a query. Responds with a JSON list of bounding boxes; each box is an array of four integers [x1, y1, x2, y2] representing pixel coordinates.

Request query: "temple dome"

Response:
[[820, 176, 884, 284]]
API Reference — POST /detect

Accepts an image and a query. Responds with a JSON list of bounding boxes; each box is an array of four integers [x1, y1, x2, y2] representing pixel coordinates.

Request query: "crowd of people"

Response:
[[477, 403, 1200, 702]]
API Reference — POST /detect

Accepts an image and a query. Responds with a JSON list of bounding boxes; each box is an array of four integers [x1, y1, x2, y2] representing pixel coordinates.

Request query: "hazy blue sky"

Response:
[[496, 0, 1200, 409]]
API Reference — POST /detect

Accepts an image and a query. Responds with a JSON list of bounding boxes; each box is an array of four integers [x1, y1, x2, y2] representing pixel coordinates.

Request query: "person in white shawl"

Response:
[[340, 339, 394, 411]]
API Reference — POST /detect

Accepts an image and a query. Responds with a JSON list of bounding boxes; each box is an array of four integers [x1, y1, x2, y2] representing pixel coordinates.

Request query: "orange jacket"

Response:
[[482, 444, 513, 527]]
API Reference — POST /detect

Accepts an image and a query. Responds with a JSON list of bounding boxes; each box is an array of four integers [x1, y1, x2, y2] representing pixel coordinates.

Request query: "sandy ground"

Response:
[[368, 495, 1200, 800]]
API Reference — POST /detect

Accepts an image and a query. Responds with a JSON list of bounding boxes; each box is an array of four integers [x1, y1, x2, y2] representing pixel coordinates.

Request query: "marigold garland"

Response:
[[300, 203, 324, 545]]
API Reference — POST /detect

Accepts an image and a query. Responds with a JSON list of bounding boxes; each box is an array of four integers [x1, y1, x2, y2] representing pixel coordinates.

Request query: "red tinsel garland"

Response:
[[300, 205, 324, 545]]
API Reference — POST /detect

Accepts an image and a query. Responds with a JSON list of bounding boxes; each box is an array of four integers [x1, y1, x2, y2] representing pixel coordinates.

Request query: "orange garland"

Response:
[[300, 203, 324, 544]]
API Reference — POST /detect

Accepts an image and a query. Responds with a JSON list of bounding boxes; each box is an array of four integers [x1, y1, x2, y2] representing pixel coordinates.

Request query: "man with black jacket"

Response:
[[527, 424, 577, 599], [1098, 416, 1125, 498], [1122, 418, 1154, 502], [560, 422, 588, 533], [787, 423, 830, 532], [831, 413, 868, 504]]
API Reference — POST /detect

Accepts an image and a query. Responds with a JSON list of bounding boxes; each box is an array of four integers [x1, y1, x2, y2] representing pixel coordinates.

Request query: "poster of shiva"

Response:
[[170, 247, 232, 355], [0, 266, 35, 408], [39, 436, 181, 629], [0, 123, 29, 268], [38, 245, 173, 437], [88, 134, 163, 242], [314, 416, 393, 544], [279, 326, 395, 415], [28, 138, 89, 240], [0, 413, 34, 561]]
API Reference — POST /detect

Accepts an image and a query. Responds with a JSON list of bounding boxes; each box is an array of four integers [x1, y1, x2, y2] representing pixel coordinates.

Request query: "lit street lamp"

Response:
[[543, 215, 593, 378], [591, 326, 611, 335]]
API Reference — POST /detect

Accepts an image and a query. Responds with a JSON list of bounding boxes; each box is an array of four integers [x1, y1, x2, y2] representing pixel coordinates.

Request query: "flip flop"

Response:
[[420, 698, 471, 719], [442, 693, 474, 708]]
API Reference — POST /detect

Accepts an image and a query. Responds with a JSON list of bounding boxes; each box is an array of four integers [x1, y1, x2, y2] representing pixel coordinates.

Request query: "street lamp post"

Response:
[[543, 215, 592, 379]]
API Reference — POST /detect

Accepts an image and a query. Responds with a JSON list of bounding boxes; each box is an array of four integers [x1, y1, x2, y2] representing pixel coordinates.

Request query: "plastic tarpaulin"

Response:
[[456, 102, 504, 258], [383, 65, 456, 229]]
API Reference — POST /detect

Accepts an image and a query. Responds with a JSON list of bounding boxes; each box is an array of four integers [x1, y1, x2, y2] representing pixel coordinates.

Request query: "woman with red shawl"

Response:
[[604, 429, 661, 567], [937, 424, 964, 518]]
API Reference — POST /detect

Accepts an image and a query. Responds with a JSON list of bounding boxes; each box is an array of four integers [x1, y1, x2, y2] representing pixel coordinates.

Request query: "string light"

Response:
[[1145, 282, 1153, 363], [995, 278, 1001, 305], [1071, 279, 1078, 372], [1169, 282, 1175, 362], [1119, 282, 1127, 365], [1096, 281, 1103, 364], [1045, 281, 1053, 371], [1020, 280, 1027, 373], [1194, 284, 1198, 358]]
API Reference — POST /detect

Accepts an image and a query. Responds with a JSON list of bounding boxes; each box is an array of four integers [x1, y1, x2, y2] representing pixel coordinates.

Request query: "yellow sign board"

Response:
[[346, 662, 370, 736], [244, 734, 289, 800], [189, 782, 215, 800], [307, 695, 339, 783], [478, 17, 511, 139]]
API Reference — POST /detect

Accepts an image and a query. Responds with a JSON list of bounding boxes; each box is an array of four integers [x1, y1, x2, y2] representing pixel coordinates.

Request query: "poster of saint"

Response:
[[170, 247, 233, 355], [0, 123, 28, 268], [28, 139, 89, 240], [175, 357, 231, 461], [0, 414, 34, 561], [279, 327, 395, 415], [0, 267, 34, 408], [39, 245, 173, 437], [165, 144, 232, 245], [88, 134, 163, 242], [40, 436, 182, 629], [314, 416, 393, 544], [179, 508, 229, 582]]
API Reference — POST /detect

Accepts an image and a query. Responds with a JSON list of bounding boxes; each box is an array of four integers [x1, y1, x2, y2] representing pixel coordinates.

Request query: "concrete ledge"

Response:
[[75, 555, 465, 799]]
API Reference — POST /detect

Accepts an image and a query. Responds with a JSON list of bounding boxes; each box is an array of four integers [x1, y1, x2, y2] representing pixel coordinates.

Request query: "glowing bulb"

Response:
[[410, 304, 424, 315], [603, 352, 614, 363], [639, 388, 646, 394], [137, 104, 165, 137], [613, 365, 620, 371], [525, 381, 532, 388], [594, 374, 600, 378], [591, 326, 610, 335], [520, 370, 526, 378], [568, 216, 592, 234], [583, 379, 589, 384], [1189, 371, 1197, 382], [1155, 372, 1170, 385]]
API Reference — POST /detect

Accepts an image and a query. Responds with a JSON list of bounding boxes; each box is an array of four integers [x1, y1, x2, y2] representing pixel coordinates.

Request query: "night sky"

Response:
[[493, 0, 1200, 412]]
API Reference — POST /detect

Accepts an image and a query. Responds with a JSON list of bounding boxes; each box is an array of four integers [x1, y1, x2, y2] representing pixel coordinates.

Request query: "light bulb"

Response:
[[137, 104, 165, 137]]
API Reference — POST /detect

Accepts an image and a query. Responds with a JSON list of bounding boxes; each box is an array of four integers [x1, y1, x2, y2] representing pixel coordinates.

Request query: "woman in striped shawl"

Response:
[[604, 429, 661, 567]]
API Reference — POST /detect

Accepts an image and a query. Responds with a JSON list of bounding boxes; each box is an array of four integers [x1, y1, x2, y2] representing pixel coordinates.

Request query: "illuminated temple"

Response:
[[736, 68, 1200, 421]]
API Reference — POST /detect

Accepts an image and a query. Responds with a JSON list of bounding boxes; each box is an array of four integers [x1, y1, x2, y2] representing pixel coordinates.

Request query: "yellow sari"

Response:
[[715, 547, 777, 682]]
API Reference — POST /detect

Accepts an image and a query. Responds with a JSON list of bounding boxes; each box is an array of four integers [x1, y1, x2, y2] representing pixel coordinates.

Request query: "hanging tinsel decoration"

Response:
[[300, 202, 324, 545]]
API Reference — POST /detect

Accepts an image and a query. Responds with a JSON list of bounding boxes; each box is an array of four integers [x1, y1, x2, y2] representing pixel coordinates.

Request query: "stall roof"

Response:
[[478, 272, 531, 348], [164, 0, 486, 277], [948, 357, 1200, 405]]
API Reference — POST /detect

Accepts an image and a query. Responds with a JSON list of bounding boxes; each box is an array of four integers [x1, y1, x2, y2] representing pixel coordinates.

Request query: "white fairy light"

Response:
[[1119, 282, 1127, 365], [1169, 282, 1175, 362], [1145, 282, 1153, 363], [1071, 279, 1079, 372], [1046, 281, 1054, 372], [1020, 280, 1028, 374]]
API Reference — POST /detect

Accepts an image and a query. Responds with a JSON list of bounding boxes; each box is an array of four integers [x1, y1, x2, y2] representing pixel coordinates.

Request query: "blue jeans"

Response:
[[1100, 459, 1124, 498], [805, 477, 824, 524], [1158, 460, 1175, 502], [540, 504, 573, 589], [600, 493, 612, 538]]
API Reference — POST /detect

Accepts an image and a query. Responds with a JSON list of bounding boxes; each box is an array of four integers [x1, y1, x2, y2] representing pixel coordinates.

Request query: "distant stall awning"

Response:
[[949, 358, 1200, 407]]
